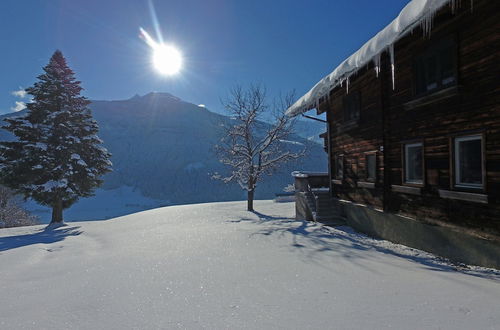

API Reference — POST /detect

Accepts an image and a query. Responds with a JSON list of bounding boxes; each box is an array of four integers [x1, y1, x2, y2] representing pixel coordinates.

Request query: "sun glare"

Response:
[[140, 27, 183, 76], [153, 44, 182, 75]]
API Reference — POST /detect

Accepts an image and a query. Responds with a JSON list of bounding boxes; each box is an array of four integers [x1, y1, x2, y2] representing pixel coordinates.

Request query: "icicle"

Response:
[[373, 53, 381, 78], [346, 76, 350, 94], [470, 0, 473, 12], [450, 0, 461, 14], [389, 44, 395, 90], [420, 9, 434, 38]]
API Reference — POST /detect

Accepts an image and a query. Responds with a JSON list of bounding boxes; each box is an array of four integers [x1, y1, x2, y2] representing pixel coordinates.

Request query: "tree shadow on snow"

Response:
[[229, 211, 285, 223], [233, 210, 500, 281], [0, 224, 82, 252]]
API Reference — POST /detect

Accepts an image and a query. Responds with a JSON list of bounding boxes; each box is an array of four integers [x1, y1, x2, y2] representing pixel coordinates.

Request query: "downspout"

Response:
[[326, 110, 333, 198], [381, 51, 391, 212], [300, 111, 331, 196]]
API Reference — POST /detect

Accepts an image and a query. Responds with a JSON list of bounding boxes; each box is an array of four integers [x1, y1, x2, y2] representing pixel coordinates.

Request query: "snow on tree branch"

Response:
[[213, 84, 305, 211], [0, 50, 112, 224]]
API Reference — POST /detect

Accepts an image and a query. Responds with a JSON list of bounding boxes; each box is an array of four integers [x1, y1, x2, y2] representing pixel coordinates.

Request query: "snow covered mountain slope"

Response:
[[0, 93, 326, 221], [0, 201, 498, 329], [293, 118, 326, 143], [89, 92, 326, 203]]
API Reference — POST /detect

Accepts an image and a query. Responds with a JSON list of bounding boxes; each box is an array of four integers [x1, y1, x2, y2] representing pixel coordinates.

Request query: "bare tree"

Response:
[[213, 84, 304, 211]]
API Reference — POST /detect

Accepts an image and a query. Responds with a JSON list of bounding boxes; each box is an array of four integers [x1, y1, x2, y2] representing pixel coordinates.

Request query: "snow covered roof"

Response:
[[286, 0, 461, 117]]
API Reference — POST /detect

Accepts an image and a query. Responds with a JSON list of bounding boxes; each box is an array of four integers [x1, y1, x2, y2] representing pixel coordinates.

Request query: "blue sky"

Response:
[[0, 0, 410, 115]]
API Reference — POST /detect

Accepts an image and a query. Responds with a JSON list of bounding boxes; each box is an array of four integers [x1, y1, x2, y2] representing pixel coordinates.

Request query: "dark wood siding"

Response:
[[325, 63, 385, 210], [322, 0, 500, 236]]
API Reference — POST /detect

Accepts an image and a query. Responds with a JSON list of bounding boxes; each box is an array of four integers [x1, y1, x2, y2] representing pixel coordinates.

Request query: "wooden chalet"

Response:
[[288, 0, 500, 268]]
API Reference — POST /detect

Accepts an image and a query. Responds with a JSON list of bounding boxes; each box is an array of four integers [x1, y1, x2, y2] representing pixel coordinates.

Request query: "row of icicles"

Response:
[[314, 0, 473, 109]]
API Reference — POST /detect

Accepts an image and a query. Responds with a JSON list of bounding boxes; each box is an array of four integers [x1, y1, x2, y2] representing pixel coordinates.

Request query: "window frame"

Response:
[[453, 134, 485, 190], [342, 91, 361, 124], [334, 154, 344, 180], [365, 151, 377, 183], [402, 141, 425, 186], [413, 35, 458, 97]]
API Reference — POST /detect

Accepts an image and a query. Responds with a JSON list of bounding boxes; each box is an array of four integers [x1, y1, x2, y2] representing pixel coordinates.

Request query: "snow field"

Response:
[[0, 200, 499, 329]]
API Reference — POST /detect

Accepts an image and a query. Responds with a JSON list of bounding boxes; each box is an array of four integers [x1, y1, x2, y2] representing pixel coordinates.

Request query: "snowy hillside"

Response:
[[0, 201, 499, 329], [90, 92, 326, 203], [293, 118, 326, 143], [0, 93, 326, 222], [23, 186, 167, 222]]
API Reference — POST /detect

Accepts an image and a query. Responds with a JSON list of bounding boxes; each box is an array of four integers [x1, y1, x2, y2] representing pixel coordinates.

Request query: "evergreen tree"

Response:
[[0, 50, 112, 223]]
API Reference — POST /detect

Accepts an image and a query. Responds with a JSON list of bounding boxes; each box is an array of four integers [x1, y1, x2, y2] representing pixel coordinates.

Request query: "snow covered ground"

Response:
[[1, 201, 499, 329]]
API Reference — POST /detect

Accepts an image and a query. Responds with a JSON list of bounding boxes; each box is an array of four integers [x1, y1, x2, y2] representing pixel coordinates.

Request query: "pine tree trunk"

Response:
[[51, 197, 63, 224], [247, 189, 254, 212]]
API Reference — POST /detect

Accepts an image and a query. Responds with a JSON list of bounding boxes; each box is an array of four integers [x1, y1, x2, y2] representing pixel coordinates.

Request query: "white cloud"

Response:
[[11, 101, 26, 112], [11, 87, 28, 99], [198, 104, 206, 108]]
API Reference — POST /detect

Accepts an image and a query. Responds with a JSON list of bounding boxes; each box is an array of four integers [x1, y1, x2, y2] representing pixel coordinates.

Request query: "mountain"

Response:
[[90, 92, 327, 202], [293, 118, 326, 143], [1, 92, 327, 220]]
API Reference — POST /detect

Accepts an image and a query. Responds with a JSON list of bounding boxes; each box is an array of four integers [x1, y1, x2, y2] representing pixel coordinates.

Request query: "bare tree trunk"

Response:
[[51, 197, 63, 224], [215, 85, 303, 212], [247, 189, 254, 212]]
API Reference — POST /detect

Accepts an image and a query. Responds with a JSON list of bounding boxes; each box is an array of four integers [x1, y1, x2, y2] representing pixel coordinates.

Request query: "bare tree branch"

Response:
[[213, 85, 304, 211]]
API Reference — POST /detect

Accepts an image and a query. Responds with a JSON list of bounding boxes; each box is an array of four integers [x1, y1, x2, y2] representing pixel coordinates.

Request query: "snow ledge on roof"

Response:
[[286, 0, 465, 117]]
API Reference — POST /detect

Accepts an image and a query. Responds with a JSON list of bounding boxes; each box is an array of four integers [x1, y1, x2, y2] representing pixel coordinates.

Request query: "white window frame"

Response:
[[365, 152, 377, 182], [454, 135, 483, 189], [404, 142, 423, 185]]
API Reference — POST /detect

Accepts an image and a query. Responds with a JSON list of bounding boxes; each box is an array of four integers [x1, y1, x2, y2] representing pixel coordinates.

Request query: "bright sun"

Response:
[[140, 28, 183, 76], [152, 44, 182, 75]]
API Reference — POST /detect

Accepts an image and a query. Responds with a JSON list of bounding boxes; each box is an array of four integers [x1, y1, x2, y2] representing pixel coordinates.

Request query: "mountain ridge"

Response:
[[1, 92, 327, 219]]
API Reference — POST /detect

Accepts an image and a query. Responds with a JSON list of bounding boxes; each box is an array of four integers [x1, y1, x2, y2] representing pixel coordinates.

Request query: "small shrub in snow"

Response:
[[283, 184, 295, 193], [0, 186, 38, 228]]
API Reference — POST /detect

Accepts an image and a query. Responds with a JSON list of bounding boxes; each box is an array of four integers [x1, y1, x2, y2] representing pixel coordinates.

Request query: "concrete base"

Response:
[[295, 192, 314, 221], [339, 199, 500, 269]]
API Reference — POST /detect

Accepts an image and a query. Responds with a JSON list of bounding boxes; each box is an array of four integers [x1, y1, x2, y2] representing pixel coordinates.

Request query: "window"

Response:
[[404, 143, 423, 184], [343, 91, 360, 122], [334, 154, 344, 179], [319, 132, 328, 153], [414, 38, 456, 95], [366, 153, 377, 182], [454, 135, 483, 189]]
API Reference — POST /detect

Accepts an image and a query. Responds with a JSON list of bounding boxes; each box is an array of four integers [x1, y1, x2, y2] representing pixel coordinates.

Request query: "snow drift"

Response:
[[0, 201, 498, 329]]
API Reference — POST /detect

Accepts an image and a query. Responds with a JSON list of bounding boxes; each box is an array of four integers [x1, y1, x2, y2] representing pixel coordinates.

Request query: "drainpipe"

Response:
[[326, 112, 333, 198], [301, 113, 331, 196], [381, 52, 390, 212]]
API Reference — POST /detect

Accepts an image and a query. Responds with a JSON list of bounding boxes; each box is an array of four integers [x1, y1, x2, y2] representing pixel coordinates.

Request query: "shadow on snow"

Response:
[[230, 210, 500, 282], [0, 224, 82, 252]]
